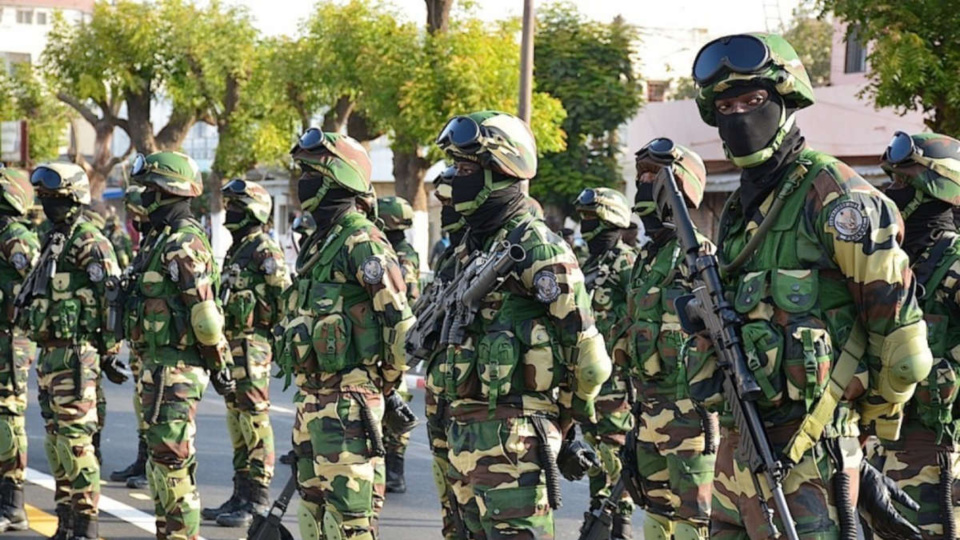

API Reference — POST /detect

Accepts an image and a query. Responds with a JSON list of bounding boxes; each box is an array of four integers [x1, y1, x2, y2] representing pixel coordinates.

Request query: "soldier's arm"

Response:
[[348, 235, 414, 392], [78, 231, 122, 355], [164, 232, 232, 371], [816, 173, 932, 441], [404, 250, 421, 302], [257, 240, 292, 329]]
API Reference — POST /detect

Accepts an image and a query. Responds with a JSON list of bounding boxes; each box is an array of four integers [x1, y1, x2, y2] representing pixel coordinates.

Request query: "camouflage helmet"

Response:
[[635, 139, 707, 213], [131, 151, 202, 198], [124, 185, 148, 222], [574, 187, 631, 236], [881, 132, 960, 217], [222, 178, 272, 224], [0, 165, 34, 216], [694, 33, 815, 127], [436, 111, 538, 180], [356, 189, 378, 222], [291, 129, 372, 200], [377, 196, 414, 231], [31, 162, 91, 205]]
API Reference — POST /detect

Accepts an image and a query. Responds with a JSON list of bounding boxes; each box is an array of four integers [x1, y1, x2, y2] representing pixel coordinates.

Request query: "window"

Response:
[[36, 12, 47, 25], [844, 26, 868, 74], [647, 80, 668, 102], [15, 9, 32, 24]]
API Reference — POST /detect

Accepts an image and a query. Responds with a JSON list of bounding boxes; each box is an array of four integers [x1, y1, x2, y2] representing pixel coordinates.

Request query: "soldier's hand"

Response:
[[211, 368, 236, 397], [100, 355, 129, 385], [858, 460, 922, 540], [557, 438, 601, 481], [383, 391, 419, 435]]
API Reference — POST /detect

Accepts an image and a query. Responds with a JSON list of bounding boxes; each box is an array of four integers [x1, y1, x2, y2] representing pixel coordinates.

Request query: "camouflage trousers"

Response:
[[382, 377, 411, 457], [226, 336, 275, 488], [425, 386, 461, 539], [130, 347, 146, 435], [448, 410, 562, 540], [293, 388, 385, 540], [711, 427, 862, 540], [36, 343, 101, 518], [0, 332, 34, 487], [139, 357, 209, 540], [582, 372, 634, 517], [635, 390, 716, 539], [869, 426, 960, 540]]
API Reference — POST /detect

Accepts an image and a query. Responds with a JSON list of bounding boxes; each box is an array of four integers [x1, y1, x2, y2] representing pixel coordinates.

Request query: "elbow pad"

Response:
[[191, 300, 225, 346], [573, 328, 612, 401], [874, 322, 933, 404], [384, 316, 415, 371]]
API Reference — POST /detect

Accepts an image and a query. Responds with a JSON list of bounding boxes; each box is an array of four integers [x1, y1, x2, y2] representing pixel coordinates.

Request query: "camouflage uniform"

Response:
[[280, 131, 414, 540], [436, 111, 611, 538], [377, 195, 419, 494], [106, 214, 133, 269], [574, 188, 638, 537], [125, 152, 234, 540], [18, 163, 121, 540], [874, 132, 960, 540], [686, 34, 932, 539], [205, 179, 290, 527], [0, 167, 39, 533], [630, 147, 716, 540]]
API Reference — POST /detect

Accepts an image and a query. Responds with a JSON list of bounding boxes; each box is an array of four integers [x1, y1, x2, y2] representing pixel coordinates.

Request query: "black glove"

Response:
[[100, 355, 129, 385], [859, 460, 922, 540], [557, 437, 601, 481], [383, 391, 419, 435], [211, 368, 236, 397]]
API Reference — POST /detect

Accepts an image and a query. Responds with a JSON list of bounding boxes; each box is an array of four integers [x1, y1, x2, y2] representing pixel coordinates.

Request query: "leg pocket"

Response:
[[481, 485, 551, 537]]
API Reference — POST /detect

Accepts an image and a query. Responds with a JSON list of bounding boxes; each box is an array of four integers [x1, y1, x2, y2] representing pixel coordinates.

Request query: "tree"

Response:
[[668, 77, 699, 100], [782, 4, 832, 87], [5, 64, 71, 163], [821, 0, 960, 134], [533, 3, 643, 210]]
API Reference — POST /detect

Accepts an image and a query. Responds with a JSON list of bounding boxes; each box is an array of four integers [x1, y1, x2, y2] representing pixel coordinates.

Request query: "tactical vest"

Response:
[[279, 213, 383, 390], [443, 215, 567, 416], [124, 219, 218, 366], [25, 221, 104, 346], [716, 149, 865, 433], [223, 232, 275, 340], [0, 220, 33, 329]]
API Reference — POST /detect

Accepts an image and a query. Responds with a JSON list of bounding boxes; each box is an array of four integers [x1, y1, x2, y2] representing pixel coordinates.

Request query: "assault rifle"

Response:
[[220, 264, 241, 306], [247, 455, 297, 540], [104, 266, 135, 341], [653, 165, 800, 540], [13, 232, 66, 325]]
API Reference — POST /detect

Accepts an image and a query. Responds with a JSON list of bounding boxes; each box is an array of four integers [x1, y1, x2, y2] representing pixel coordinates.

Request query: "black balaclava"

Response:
[[41, 197, 80, 226], [386, 230, 406, 245], [587, 227, 622, 257], [441, 206, 461, 230], [715, 84, 804, 216], [144, 189, 193, 228], [224, 206, 261, 240], [463, 180, 526, 244], [634, 182, 664, 235], [886, 184, 957, 259], [451, 166, 486, 208], [298, 175, 356, 237], [133, 220, 150, 235]]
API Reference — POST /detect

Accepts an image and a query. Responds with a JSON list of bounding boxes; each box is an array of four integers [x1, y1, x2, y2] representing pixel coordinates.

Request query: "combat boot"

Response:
[[385, 453, 406, 493], [69, 513, 97, 540], [126, 473, 149, 489], [612, 513, 633, 540], [110, 438, 147, 482], [48, 505, 71, 540], [202, 474, 246, 520], [215, 481, 270, 528], [0, 479, 28, 532]]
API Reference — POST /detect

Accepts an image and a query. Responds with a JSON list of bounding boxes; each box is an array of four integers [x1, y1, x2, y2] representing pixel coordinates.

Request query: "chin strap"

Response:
[[725, 110, 797, 169]]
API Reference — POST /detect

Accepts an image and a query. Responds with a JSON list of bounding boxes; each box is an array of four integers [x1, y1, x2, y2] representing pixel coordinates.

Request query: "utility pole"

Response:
[[519, 0, 534, 194]]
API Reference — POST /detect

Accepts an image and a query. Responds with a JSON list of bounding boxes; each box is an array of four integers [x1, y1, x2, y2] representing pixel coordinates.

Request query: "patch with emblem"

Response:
[[533, 270, 561, 304], [262, 257, 278, 275], [828, 200, 869, 242], [168, 260, 180, 282], [362, 256, 384, 285], [10, 253, 27, 272], [86, 262, 105, 283]]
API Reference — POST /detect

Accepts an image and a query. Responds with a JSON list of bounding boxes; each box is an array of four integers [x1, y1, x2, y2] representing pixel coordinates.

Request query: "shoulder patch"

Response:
[[10, 252, 27, 271], [362, 256, 384, 285], [167, 260, 180, 282], [828, 200, 869, 242], [86, 262, 105, 283], [533, 270, 561, 303]]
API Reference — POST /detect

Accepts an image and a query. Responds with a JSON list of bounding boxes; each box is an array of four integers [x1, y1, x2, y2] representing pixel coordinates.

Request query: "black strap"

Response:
[[914, 234, 955, 293], [225, 233, 264, 270]]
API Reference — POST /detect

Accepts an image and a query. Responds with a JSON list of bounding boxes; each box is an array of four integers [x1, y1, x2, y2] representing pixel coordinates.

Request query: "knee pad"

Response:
[[643, 512, 673, 540], [239, 412, 266, 449], [431, 459, 450, 500], [0, 416, 19, 461], [298, 501, 322, 540], [55, 436, 78, 477], [322, 505, 345, 540], [44, 435, 61, 474], [150, 462, 194, 512], [674, 521, 709, 540]]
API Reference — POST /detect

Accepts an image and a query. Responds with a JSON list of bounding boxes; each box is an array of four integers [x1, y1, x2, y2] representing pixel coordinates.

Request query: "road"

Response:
[[7, 354, 645, 539]]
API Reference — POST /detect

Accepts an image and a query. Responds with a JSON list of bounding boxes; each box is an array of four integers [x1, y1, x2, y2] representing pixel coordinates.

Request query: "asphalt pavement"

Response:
[[7, 352, 645, 539]]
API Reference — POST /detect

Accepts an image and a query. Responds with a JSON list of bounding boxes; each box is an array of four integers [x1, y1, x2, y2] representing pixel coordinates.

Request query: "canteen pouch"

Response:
[[477, 330, 520, 412]]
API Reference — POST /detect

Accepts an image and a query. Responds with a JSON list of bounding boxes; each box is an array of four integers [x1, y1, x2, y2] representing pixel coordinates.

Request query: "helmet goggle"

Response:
[[222, 178, 248, 195], [294, 128, 354, 164], [436, 116, 483, 154], [131, 153, 149, 177], [575, 188, 598, 207], [882, 131, 917, 165], [30, 167, 64, 190], [692, 34, 771, 86], [635, 137, 679, 167]]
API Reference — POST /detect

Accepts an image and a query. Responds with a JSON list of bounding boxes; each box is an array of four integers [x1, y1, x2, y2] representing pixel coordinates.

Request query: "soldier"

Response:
[[569, 187, 638, 539], [279, 129, 413, 540], [377, 195, 418, 494], [435, 110, 611, 537], [17, 163, 124, 540], [124, 151, 235, 540], [110, 185, 151, 491], [202, 179, 290, 528], [685, 33, 931, 538], [105, 207, 133, 269], [630, 143, 716, 540], [877, 132, 960, 539], [0, 166, 39, 533]]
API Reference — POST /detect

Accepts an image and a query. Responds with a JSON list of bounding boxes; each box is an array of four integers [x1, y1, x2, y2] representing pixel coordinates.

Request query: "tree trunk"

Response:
[[125, 88, 156, 153], [392, 149, 429, 211], [321, 95, 354, 133], [425, 0, 454, 34], [347, 111, 383, 144]]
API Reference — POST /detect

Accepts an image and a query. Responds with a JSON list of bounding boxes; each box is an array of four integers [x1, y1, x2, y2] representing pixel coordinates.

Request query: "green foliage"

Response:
[[532, 2, 642, 207], [821, 0, 960, 134], [0, 64, 70, 162], [669, 77, 699, 100], [782, 4, 832, 87]]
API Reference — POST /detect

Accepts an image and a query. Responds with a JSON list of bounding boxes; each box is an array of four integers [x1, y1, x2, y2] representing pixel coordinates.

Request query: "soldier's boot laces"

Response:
[[0, 480, 28, 532], [48, 505, 71, 540], [68, 514, 97, 540], [111, 438, 147, 482], [386, 453, 406, 494], [216, 481, 270, 528], [612, 512, 633, 540], [202, 474, 246, 521]]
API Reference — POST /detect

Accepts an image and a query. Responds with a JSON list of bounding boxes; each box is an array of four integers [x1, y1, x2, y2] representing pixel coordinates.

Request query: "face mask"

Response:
[[634, 182, 658, 217], [884, 184, 919, 214], [716, 92, 784, 158], [297, 175, 328, 213], [224, 209, 247, 231], [641, 214, 663, 235], [441, 205, 462, 230], [451, 167, 486, 215], [580, 218, 601, 241], [142, 189, 158, 210], [41, 197, 78, 224]]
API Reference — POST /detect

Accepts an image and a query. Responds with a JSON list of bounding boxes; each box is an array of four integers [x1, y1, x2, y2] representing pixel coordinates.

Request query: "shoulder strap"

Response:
[[227, 233, 264, 270], [308, 213, 369, 280], [914, 234, 957, 294]]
